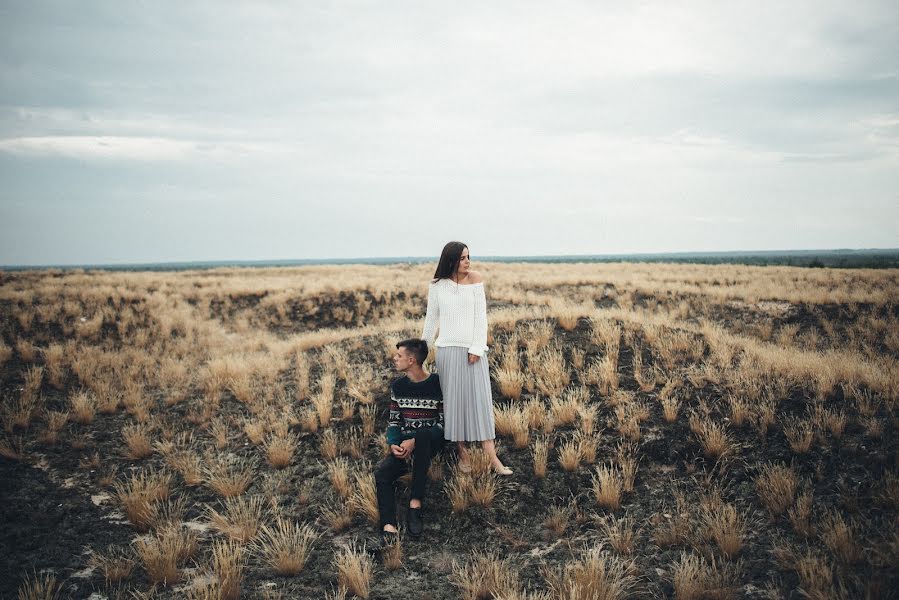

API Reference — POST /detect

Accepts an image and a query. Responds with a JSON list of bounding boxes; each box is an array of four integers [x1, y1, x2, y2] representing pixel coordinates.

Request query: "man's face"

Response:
[[392, 347, 416, 372]]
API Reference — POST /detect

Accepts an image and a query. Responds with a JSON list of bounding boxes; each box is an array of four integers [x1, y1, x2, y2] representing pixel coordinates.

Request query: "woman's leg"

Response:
[[481, 440, 509, 474]]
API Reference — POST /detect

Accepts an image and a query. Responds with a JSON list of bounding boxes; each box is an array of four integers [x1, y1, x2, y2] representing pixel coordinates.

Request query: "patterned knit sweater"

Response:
[[386, 373, 444, 446], [421, 279, 489, 356]]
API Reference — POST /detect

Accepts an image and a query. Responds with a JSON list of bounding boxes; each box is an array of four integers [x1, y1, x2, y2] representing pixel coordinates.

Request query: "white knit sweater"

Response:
[[421, 279, 489, 356]]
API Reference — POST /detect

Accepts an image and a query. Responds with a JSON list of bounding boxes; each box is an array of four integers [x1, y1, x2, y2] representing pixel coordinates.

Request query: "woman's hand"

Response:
[[468, 353, 480, 364]]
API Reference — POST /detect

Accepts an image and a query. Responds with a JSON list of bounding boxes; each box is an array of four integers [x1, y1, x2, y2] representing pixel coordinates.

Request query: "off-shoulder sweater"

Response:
[[421, 279, 489, 357]]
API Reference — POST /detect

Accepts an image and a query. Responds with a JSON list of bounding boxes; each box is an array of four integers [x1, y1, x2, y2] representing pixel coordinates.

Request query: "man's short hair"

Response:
[[397, 339, 428, 365]]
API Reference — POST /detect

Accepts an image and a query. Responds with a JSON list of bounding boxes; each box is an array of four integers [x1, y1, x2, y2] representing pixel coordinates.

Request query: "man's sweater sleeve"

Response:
[[469, 283, 488, 356], [385, 389, 403, 446], [421, 282, 439, 345]]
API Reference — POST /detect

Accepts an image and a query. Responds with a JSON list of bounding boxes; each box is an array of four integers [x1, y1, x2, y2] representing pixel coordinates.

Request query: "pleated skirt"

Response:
[[436, 346, 495, 442]]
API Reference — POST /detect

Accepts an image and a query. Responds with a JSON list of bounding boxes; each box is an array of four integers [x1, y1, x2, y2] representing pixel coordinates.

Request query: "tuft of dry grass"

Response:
[[597, 515, 639, 555], [755, 463, 799, 517], [69, 391, 96, 425], [134, 524, 196, 586], [204, 457, 254, 498], [350, 470, 380, 526], [592, 464, 622, 511], [360, 405, 377, 436], [788, 489, 814, 538], [696, 419, 730, 460], [493, 365, 526, 400], [558, 437, 582, 472], [783, 417, 815, 454], [451, 551, 520, 600], [253, 516, 319, 576], [293, 351, 310, 401], [532, 437, 549, 479], [615, 442, 639, 493], [342, 426, 366, 459], [243, 418, 266, 445], [319, 429, 339, 460], [532, 344, 571, 397], [208, 538, 245, 600], [470, 473, 498, 508], [702, 503, 746, 559], [15, 571, 62, 600], [334, 543, 373, 599], [382, 534, 403, 571], [585, 355, 620, 395], [122, 423, 154, 460], [206, 495, 266, 543], [89, 545, 136, 583], [670, 551, 740, 600], [447, 471, 473, 513], [114, 468, 172, 532], [264, 433, 297, 469], [327, 457, 353, 499], [820, 510, 862, 564], [320, 499, 354, 532], [543, 543, 637, 600], [543, 504, 570, 539], [312, 373, 336, 427]]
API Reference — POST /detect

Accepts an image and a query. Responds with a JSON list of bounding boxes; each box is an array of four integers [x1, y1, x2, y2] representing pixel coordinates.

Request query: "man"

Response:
[[374, 338, 444, 542]]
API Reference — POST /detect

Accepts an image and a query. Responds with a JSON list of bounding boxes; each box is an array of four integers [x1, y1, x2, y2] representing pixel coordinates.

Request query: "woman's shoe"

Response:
[[492, 463, 513, 476]]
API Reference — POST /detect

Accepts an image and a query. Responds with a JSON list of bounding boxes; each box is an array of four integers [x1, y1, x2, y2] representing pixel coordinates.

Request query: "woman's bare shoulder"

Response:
[[466, 271, 484, 284]]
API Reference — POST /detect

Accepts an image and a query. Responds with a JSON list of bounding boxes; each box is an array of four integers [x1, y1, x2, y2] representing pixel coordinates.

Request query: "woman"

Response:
[[421, 241, 512, 475]]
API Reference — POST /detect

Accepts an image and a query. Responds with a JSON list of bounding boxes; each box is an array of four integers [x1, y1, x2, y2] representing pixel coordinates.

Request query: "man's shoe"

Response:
[[407, 507, 423, 538]]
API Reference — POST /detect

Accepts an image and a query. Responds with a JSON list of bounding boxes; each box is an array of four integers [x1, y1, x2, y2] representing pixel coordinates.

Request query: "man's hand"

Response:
[[400, 438, 416, 455], [468, 353, 480, 364], [390, 444, 406, 458]]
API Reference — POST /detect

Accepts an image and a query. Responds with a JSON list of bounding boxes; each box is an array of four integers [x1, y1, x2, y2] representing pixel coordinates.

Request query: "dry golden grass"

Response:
[[253, 516, 319, 576], [531, 344, 570, 397], [597, 515, 639, 555], [696, 419, 730, 460], [755, 463, 799, 516], [204, 457, 254, 498], [113, 468, 171, 532], [450, 551, 520, 600], [122, 423, 154, 460], [320, 498, 354, 532], [493, 365, 526, 400], [206, 495, 265, 543], [134, 524, 196, 586], [319, 429, 339, 460], [322, 457, 352, 500], [820, 510, 862, 564], [615, 442, 639, 493], [350, 470, 380, 526], [585, 355, 620, 395], [207, 538, 244, 600], [15, 571, 61, 600], [543, 504, 570, 538], [69, 391, 95, 425], [592, 464, 622, 511], [0, 341, 11, 368], [89, 544, 136, 584], [335, 543, 373, 599], [532, 436, 549, 479], [558, 438, 582, 472], [783, 417, 815, 454], [788, 489, 814, 538], [264, 433, 297, 469], [381, 534, 404, 571], [543, 543, 637, 600], [670, 551, 740, 600], [702, 503, 746, 559]]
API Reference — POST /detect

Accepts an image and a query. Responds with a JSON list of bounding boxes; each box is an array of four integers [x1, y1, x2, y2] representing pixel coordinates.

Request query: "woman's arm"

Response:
[[421, 281, 439, 344], [469, 276, 488, 357]]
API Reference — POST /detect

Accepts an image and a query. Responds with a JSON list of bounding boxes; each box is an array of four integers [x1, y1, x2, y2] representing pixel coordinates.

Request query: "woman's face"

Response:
[[456, 247, 471, 276]]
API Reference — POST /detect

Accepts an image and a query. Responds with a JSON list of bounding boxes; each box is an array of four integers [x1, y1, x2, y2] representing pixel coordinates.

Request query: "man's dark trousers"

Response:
[[375, 426, 443, 529]]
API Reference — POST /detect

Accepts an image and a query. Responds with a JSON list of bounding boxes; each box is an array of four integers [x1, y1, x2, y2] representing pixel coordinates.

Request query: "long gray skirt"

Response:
[[436, 346, 495, 442]]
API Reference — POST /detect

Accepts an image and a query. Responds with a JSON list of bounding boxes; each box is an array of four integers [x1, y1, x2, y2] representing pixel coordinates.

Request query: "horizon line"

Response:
[[2, 247, 898, 271]]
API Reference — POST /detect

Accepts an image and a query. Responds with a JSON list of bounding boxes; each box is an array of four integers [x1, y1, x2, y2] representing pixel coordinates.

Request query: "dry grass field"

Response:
[[1, 262, 897, 599]]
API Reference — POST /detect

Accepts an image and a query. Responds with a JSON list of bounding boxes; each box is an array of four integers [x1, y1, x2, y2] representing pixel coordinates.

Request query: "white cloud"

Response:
[[0, 136, 286, 162]]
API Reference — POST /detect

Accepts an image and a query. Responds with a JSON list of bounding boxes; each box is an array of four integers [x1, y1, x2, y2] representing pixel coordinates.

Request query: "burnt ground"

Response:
[[2, 315, 898, 599]]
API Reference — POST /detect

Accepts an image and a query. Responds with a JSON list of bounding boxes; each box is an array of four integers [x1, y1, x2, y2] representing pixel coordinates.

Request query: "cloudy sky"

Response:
[[1, 1, 897, 265]]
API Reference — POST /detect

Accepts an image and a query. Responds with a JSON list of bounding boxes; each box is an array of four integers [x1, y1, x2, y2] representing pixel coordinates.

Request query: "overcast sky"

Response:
[[1, 1, 897, 265]]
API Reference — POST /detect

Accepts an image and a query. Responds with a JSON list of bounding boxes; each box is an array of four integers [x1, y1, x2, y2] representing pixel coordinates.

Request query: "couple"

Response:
[[374, 241, 512, 542]]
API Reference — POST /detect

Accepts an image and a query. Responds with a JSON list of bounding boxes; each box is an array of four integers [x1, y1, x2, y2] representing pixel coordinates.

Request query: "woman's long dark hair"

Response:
[[433, 241, 468, 281]]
